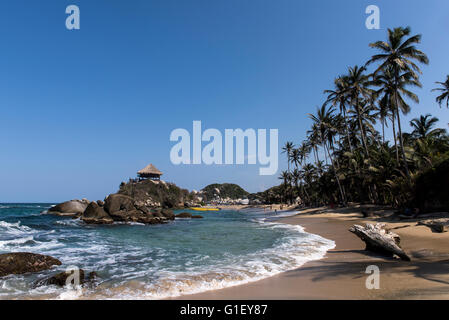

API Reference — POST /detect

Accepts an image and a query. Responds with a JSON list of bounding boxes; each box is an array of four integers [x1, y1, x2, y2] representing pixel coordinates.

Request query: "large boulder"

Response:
[[103, 193, 166, 224], [104, 194, 136, 216], [0, 252, 62, 277], [48, 199, 90, 217], [82, 202, 113, 224]]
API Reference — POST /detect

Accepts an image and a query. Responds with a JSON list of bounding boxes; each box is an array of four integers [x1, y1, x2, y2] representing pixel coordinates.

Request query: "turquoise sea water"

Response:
[[0, 204, 334, 299]]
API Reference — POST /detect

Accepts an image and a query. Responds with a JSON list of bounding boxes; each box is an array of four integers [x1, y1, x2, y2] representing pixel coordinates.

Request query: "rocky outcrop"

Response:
[[80, 194, 174, 225], [48, 199, 90, 217], [192, 215, 204, 219], [51, 188, 180, 225], [0, 253, 62, 277], [118, 179, 201, 208], [82, 202, 113, 224]]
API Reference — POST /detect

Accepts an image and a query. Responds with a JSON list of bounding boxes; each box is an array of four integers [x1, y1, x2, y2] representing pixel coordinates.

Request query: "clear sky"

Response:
[[1, 0, 448, 202]]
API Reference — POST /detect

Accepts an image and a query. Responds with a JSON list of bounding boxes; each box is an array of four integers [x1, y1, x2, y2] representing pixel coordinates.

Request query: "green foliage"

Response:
[[271, 26, 449, 212], [201, 183, 249, 201]]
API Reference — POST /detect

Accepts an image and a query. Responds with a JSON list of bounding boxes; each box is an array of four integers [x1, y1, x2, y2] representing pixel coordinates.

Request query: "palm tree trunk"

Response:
[[324, 142, 346, 205], [391, 109, 399, 164], [330, 140, 340, 169], [342, 107, 354, 153], [395, 92, 411, 181], [313, 146, 320, 176], [355, 98, 370, 158]]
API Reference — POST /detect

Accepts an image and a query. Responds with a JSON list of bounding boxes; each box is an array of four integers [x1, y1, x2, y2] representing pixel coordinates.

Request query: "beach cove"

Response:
[[178, 205, 449, 300]]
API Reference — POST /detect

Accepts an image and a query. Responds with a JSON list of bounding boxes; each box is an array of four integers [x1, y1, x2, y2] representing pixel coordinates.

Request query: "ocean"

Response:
[[0, 203, 335, 299]]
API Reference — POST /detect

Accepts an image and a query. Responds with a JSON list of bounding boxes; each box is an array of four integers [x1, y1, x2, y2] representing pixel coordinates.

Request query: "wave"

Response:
[[0, 236, 63, 251], [77, 221, 335, 300], [0, 221, 36, 236]]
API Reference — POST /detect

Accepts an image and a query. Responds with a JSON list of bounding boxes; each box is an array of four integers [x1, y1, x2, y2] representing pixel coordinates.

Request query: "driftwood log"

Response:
[[417, 219, 449, 233], [349, 223, 411, 261]]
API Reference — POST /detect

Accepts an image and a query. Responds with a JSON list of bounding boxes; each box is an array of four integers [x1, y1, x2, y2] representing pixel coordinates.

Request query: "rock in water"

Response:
[[191, 215, 204, 219], [175, 212, 193, 218], [48, 199, 90, 217], [33, 269, 85, 288], [0, 252, 62, 277], [104, 194, 136, 215], [103, 193, 166, 224], [82, 202, 114, 224], [161, 208, 175, 220]]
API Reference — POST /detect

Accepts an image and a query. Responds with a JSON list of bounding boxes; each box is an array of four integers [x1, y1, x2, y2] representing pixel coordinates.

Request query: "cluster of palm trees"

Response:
[[277, 26, 449, 208]]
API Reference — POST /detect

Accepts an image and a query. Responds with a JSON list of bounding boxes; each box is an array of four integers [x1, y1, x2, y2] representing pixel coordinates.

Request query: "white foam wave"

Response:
[[0, 221, 36, 236], [79, 220, 335, 300]]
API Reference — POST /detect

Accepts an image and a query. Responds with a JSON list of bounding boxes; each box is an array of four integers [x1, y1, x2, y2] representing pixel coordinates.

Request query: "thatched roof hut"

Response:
[[137, 164, 163, 180]]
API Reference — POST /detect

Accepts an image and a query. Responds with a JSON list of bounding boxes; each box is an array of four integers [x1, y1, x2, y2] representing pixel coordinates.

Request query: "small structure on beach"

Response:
[[137, 164, 163, 181]]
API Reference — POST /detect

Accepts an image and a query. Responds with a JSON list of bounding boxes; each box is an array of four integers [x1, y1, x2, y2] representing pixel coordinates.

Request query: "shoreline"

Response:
[[174, 205, 449, 300]]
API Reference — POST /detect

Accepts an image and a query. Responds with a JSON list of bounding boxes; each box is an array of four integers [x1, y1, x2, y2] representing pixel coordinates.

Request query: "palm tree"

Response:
[[308, 105, 346, 204], [432, 75, 449, 108], [367, 26, 429, 180], [372, 67, 421, 164], [410, 114, 446, 140], [291, 168, 301, 203], [324, 76, 353, 152], [373, 97, 390, 144], [306, 127, 322, 175], [278, 170, 291, 204], [282, 142, 294, 172], [345, 65, 375, 157], [290, 148, 301, 169]]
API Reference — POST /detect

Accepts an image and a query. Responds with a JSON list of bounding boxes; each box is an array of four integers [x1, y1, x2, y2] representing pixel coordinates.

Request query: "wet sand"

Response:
[[177, 206, 449, 300]]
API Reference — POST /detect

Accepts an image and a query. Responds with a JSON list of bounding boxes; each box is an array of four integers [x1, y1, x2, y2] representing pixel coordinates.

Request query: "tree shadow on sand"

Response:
[[285, 256, 449, 287]]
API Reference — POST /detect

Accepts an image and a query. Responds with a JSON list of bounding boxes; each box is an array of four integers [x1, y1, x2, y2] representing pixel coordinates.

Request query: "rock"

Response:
[[104, 194, 136, 216], [88, 271, 98, 281], [48, 200, 90, 217], [161, 208, 175, 220], [103, 193, 167, 224], [417, 218, 449, 233], [0, 253, 62, 277], [151, 209, 165, 218], [191, 215, 204, 219], [97, 200, 104, 207], [33, 269, 85, 288], [82, 202, 114, 224], [85, 271, 99, 289], [175, 212, 192, 218]]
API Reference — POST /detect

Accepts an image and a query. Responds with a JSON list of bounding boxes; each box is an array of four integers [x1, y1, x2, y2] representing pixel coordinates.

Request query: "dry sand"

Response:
[[177, 206, 449, 300]]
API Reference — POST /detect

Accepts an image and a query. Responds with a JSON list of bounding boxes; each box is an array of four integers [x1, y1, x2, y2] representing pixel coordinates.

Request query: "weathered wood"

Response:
[[417, 219, 449, 233], [349, 223, 411, 261]]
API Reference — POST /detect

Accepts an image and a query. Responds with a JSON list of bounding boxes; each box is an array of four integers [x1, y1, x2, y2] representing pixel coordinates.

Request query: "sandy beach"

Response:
[[177, 206, 449, 300]]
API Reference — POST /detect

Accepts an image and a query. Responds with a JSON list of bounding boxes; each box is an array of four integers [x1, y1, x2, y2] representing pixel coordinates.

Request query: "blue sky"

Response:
[[0, 0, 448, 202]]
